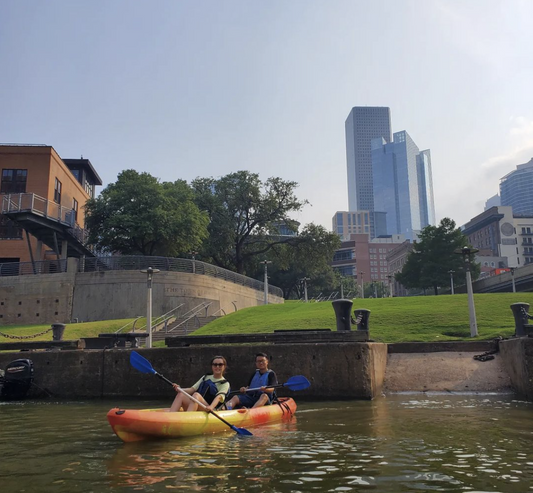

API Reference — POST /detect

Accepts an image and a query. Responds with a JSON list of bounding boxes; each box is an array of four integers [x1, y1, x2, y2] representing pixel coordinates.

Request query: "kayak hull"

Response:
[[107, 397, 297, 442]]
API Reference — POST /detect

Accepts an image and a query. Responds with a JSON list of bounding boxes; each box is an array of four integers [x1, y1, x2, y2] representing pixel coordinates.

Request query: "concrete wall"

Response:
[[499, 337, 533, 400], [0, 343, 388, 400], [0, 267, 284, 324]]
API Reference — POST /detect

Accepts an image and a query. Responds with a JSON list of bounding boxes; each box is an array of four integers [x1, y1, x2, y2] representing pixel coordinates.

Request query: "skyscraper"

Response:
[[345, 107, 392, 212], [500, 158, 533, 215], [371, 131, 435, 240]]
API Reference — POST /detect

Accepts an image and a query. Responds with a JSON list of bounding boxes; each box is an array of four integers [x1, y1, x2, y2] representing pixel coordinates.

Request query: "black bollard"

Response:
[[353, 309, 371, 331], [510, 303, 530, 337], [332, 299, 353, 331], [51, 323, 66, 341]]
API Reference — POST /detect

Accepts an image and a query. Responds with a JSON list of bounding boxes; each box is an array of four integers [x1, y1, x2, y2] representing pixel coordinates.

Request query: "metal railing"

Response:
[[79, 255, 284, 297], [1, 193, 89, 245], [168, 302, 213, 336], [0, 259, 67, 276]]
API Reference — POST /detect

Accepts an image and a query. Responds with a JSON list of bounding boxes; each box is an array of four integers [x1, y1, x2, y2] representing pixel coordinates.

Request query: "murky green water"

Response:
[[0, 394, 532, 492]]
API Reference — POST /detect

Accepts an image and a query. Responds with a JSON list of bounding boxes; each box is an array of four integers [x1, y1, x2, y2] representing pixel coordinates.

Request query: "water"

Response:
[[0, 394, 532, 493]]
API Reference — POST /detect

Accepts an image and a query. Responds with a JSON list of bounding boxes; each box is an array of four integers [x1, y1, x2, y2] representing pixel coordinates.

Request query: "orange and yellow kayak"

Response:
[[107, 397, 297, 442]]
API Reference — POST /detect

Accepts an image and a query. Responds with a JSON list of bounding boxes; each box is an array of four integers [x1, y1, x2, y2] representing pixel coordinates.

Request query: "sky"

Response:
[[2, 0, 533, 232]]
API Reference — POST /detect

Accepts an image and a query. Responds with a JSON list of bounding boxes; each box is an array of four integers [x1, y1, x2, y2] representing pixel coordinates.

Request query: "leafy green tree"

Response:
[[395, 218, 480, 295], [191, 171, 307, 274], [255, 223, 342, 299], [85, 170, 209, 256]]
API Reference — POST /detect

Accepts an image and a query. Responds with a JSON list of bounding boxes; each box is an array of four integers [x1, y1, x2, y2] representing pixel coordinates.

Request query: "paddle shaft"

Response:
[[156, 373, 243, 431]]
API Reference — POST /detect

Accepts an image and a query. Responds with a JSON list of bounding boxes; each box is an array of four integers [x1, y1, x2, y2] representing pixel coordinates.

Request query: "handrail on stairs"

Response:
[[167, 302, 213, 335]]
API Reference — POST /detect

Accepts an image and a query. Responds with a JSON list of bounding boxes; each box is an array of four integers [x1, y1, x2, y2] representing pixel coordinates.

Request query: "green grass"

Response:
[[1, 293, 530, 344], [0, 318, 143, 342], [191, 293, 531, 343]]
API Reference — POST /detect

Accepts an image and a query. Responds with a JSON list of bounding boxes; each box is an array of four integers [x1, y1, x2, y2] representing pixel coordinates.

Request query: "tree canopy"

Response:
[[84, 170, 209, 256], [191, 171, 308, 274], [254, 223, 342, 299], [395, 217, 480, 295]]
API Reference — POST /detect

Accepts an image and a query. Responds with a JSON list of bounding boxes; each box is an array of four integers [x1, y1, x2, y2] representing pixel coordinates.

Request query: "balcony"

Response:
[[1, 193, 95, 258]]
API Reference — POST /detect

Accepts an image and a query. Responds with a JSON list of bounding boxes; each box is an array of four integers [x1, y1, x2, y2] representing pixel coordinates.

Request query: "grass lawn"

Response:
[[1, 293, 530, 344], [191, 292, 532, 343]]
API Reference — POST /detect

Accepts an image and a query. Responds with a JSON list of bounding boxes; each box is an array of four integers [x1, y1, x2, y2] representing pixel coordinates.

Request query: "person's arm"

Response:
[[205, 380, 230, 411], [173, 376, 203, 394], [240, 373, 256, 393], [262, 371, 278, 394]]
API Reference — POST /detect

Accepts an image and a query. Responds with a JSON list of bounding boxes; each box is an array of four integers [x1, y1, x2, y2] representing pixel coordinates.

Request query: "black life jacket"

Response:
[[197, 375, 229, 406]]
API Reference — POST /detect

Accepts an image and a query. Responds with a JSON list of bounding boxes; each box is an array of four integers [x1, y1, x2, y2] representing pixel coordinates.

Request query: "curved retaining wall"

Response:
[[0, 261, 283, 324]]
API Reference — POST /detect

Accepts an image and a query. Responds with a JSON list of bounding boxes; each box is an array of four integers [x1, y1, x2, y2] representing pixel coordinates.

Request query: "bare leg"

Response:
[[225, 395, 241, 410], [252, 394, 269, 408], [170, 392, 193, 412], [187, 392, 208, 412]]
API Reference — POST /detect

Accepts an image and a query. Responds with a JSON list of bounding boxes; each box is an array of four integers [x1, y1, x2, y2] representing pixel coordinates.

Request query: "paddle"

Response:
[[129, 351, 253, 436], [230, 375, 310, 395]]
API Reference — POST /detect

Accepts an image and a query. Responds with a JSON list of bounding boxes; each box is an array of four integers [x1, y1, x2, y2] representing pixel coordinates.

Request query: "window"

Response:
[[1, 169, 27, 194], [0, 215, 22, 239], [72, 198, 78, 222], [54, 178, 62, 204]]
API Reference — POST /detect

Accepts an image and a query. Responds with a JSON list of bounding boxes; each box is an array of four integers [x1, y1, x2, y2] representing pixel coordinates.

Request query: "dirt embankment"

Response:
[[384, 352, 513, 393]]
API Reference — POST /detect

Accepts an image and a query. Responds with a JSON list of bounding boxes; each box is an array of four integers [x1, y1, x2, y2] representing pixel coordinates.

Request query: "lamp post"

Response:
[[386, 274, 393, 298], [454, 247, 479, 337], [372, 280, 377, 298], [510, 267, 516, 293], [340, 276, 344, 299], [360, 271, 365, 299], [448, 270, 455, 295], [300, 277, 310, 302], [141, 266, 160, 348], [262, 260, 272, 304], [189, 251, 198, 274]]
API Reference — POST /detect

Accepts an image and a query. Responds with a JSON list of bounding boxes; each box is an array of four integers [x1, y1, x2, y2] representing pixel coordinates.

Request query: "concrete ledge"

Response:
[[166, 330, 369, 347], [0, 340, 83, 351], [388, 340, 499, 353]]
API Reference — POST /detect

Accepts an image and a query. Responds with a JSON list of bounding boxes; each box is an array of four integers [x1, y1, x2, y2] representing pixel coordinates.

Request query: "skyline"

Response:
[[2, 1, 533, 232]]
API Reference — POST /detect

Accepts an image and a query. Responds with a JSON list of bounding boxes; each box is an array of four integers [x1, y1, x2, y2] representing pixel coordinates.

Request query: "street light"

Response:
[[189, 251, 198, 274], [140, 266, 160, 348], [340, 276, 344, 299], [454, 247, 479, 337], [448, 270, 455, 295], [386, 274, 393, 298], [360, 271, 365, 299], [372, 280, 377, 298], [510, 267, 516, 293], [300, 277, 310, 302], [262, 260, 272, 305]]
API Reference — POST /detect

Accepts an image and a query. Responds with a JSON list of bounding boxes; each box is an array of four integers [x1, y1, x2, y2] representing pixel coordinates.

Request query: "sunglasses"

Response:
[[212, 363, 224, 367]]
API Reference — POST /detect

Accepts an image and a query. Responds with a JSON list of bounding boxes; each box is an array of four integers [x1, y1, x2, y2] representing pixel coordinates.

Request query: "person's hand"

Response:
[[172, 383, 180, 392], [260, 386, 266, 391], [205, 404, 214, 412], [239, 386, 247, 393]]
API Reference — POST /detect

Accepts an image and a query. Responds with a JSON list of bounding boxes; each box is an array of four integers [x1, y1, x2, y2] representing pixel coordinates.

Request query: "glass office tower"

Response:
[[500, 158, 533, 215], [371, 131, 435, 240], [345, 107, 392, 213]]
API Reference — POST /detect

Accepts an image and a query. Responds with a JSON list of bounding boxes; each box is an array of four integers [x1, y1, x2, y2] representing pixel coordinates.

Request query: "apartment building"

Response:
[[0, 145, 102, 268]]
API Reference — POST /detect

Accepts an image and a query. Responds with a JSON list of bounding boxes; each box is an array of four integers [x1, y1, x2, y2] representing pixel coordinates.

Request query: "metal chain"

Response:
[[0, 327, 54, 340], [521, 307, 533, 320]]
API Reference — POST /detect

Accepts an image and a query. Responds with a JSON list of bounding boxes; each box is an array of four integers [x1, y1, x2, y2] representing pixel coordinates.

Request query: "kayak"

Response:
[[107, 397, 297, 442]]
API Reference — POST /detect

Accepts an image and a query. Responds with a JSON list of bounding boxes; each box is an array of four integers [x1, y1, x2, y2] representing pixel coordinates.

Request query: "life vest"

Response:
[[249, 370, 272, 391], [197, 375, 229, 406]]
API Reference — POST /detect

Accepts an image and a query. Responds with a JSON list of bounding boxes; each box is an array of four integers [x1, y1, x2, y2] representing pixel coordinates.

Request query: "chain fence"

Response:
[[0, 327, 53, 339]]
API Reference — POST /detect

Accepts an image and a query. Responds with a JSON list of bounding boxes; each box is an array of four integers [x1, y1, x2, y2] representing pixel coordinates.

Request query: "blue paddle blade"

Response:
[[284, 375, 310, 391], [130, 351, 157, 375], [231, 425, 253, 436]]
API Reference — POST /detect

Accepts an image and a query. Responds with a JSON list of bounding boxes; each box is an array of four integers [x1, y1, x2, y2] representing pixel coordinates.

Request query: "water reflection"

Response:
[[0, 395, 532, 492]]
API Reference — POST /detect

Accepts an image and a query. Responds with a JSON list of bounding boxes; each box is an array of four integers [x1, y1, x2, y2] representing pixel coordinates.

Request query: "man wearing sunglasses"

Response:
[[226, 353, 277, 409]]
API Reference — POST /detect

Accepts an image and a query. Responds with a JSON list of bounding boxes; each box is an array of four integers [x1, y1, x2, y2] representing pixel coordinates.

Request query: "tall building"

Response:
[[371, 131, 435, 240], [500, 158, 533, 215], [345, 107, 392, 213], [332, 210, 387, 239], [0, 145, 102, 269]]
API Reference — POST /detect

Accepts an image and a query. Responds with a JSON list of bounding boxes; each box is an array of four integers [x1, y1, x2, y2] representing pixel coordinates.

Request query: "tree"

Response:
[[85, 170, 209, 256], [191, 171, 308, 274], [254, 224, 342, 299], [395, 218, 480, 295]]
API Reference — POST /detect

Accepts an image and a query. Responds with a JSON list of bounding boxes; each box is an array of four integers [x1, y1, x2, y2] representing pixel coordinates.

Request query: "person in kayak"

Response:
[[225, 352, 278, 409], [169, 355, 230, 412]]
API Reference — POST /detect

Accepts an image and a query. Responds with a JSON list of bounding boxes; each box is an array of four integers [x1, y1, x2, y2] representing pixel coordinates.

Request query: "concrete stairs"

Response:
[[152, 315, 220, 342]]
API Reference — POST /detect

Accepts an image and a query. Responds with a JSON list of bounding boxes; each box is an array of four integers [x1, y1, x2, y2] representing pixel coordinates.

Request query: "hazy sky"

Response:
[[2, 0, 533, 231]]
